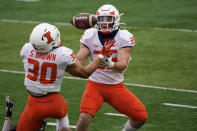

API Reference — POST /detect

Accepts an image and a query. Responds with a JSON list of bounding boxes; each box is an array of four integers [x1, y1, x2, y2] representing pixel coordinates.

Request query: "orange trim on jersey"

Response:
[[93, 50, 117, 56], [129, 37, 135, 45], [70, 53, 76, 62], [59, 42, 63, 46], [93, 50, 101, 54]]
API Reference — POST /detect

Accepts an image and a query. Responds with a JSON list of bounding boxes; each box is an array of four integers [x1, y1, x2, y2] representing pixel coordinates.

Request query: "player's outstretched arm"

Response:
[[67, 41, 115, 78], [76, 43, 90, 65], [67, 55, 103, 79]]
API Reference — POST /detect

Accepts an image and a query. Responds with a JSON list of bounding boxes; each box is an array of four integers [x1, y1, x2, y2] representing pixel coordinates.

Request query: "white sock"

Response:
[[2, 119, 11, 131], [122, 120, 137, 131], [56, 114, 70, 131]]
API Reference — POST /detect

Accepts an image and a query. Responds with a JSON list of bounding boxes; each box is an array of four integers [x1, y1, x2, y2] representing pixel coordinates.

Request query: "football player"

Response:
[[17, 23, 114, 131], [76, 4, 148, 131]]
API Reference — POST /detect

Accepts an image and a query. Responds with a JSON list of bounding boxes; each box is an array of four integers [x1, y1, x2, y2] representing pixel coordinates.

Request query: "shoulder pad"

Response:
[[24, 42, 32, 49], [81, 28, 97, 40], [20, 43, 32, 57], [58, 46, 73, 56], [59, 46, 76, 64], [119, 30, 134, 41]]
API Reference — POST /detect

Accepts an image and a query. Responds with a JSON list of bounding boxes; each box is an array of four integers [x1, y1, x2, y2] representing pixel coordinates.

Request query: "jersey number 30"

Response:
[[27, 58, 57, 84]]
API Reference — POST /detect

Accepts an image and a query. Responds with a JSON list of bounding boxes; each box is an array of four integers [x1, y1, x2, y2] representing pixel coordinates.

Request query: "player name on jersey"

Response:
[[29, 50, 56, 62]]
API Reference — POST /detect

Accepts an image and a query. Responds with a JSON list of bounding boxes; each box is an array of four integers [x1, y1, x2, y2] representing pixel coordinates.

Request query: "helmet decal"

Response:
[[43, 31, 53, 44]]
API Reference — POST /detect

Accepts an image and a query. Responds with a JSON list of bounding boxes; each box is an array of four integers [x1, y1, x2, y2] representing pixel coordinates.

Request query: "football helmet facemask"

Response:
[[30, 23, 60, 53], [96, 4, 124, 34]]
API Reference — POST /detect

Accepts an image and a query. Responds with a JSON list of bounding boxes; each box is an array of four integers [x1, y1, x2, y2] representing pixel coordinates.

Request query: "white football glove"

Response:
[[100, 56, 115, 68]]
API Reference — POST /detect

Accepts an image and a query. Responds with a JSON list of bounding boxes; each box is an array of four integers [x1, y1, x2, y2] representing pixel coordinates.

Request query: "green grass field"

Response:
[[0, 0, 197, 130]]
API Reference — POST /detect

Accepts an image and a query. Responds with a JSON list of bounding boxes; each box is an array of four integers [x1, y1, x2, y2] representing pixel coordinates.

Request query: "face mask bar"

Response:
[[95, 13, 125, 32], [97, 16, 115, 32]]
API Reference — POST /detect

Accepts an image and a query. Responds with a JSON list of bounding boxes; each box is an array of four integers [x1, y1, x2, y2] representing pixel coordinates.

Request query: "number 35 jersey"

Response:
[[80, 28, 135, 84], [20, 43, 76, 92]]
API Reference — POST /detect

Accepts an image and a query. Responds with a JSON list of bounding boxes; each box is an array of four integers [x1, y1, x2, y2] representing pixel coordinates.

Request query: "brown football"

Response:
[[70, 13, 97, 30]]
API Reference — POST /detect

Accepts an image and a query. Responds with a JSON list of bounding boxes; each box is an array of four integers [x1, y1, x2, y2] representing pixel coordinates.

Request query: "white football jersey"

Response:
[[80, 28, 135, 84], [20, 43, 76, 92]]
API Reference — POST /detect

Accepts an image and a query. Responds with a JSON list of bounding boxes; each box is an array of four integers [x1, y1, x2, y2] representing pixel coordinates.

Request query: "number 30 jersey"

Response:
[[20, 43, 76, 93], [80, 28, 135, 84]]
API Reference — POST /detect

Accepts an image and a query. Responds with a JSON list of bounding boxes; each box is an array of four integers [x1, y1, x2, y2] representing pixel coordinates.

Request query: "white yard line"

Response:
[[38, 103, 197, 129], [1, 19, 197, 33], [47, 113, 127, 128], [163, 103, 197, 109], [0, 69, 197, 94], [47, 122, 76, 128], [104, 113, 127, 117], [16, 0, 39, 2], [0, 19, 71, 26], [124, 82, 197, 94]]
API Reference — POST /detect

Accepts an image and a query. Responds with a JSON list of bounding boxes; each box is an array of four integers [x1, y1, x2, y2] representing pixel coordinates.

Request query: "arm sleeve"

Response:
[[61, 48, 76, 66], [120, 30, 135, 48], [80, 29, 94, 49], [20, 43, 29, 58]]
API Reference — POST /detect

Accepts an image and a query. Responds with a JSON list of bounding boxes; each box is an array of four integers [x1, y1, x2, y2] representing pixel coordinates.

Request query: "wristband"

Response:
[[108, 62, 114, 68], [98, 54, 104, 59]]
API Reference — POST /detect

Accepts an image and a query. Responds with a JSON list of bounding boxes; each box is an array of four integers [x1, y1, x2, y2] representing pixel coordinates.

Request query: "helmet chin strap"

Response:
[[99, 22, 113, 34]]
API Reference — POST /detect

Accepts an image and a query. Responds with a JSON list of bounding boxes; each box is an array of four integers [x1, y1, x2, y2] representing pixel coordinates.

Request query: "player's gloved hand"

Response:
[[98, 39, 116, 59], [100, 56, 116, 68], [6, 96, 15, 117]]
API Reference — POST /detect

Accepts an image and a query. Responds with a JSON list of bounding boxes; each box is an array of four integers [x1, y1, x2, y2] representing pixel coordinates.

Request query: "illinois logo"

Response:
[[43, 31, 53, 44]]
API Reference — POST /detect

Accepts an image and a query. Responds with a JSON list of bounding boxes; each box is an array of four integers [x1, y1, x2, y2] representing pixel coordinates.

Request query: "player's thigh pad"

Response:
[[17, 93, 68, 131], [32, 93, 68, 119], [80, 85, 104, 117], [108, 86, 148, 121]]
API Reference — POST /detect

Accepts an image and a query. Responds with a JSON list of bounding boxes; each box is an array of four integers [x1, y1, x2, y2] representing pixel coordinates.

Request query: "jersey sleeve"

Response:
[[80, 28, 95, 48], [61, 48, 76, 66], [20, 43, 30, 58], [119, 30, 135, 48]]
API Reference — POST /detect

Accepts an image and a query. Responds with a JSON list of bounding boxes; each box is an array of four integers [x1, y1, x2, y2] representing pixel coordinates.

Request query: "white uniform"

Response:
[[80, 28, 135, 84], [20, 43, 75, 93]]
